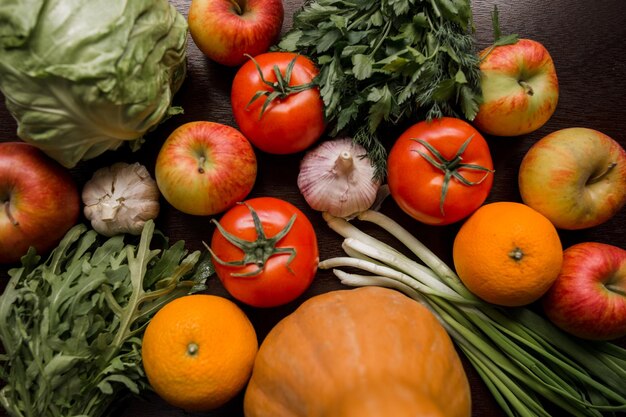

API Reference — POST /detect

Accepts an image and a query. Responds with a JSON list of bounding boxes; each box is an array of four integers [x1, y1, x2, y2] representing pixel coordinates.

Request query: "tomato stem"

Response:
[[206, 202, 297, 277], [412, 136, 494, 216], [245, 54, 318, 119]]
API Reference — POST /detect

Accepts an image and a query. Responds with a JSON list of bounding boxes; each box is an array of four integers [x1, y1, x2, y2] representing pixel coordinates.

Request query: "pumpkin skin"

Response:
[[243, 286, 471, 417]]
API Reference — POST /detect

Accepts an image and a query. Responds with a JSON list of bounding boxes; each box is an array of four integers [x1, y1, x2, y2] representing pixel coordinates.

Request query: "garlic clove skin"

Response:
[[82, 162, 160, 237], [298, 138, 381, 218]]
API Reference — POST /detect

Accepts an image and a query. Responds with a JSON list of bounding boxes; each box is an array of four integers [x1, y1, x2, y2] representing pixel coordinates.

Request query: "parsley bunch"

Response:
[[279, 0, 482, 178]]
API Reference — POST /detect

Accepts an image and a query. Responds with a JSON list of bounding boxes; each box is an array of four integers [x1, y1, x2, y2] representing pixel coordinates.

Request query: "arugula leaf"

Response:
[[0, 221, 212, 417], [279, 0, 482, 179]]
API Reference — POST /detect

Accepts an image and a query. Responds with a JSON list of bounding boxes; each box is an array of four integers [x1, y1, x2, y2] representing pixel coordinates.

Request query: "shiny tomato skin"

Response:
[[210, 197, 319, 308], [387, 117, 494, 226], [231, 52, 325, 155]]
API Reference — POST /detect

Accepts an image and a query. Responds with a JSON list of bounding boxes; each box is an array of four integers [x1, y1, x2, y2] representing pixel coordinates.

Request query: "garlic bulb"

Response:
[[298, 138, 381, 218], [82, 162, 160, 237]]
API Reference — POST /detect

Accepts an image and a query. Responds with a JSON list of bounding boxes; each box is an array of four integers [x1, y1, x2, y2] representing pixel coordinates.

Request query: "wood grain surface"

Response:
[[1, 0, 625, 416]]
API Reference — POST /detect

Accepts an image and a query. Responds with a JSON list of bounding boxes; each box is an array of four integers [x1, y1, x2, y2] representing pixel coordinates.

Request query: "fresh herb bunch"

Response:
[[279, 0, 482, 178], [0, 221, 213, 417]]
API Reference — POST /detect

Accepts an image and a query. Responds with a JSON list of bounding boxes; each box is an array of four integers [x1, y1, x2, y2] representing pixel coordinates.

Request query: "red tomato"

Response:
[[231, 52, 326, 155], [387, 117, 494, 226], [210, 197, 319, 308]]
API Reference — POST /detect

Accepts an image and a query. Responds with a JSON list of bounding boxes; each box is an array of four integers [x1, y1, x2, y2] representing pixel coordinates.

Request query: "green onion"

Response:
[[319, 210, 626, 417]]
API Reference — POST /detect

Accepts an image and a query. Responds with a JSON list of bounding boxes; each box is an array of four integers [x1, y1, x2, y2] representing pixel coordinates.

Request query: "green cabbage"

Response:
[[0, 0, 188, 168]]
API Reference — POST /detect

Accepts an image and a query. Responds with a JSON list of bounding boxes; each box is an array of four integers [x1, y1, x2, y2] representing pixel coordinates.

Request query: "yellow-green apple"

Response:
[[155, 121, 257, 216], [188, 0, 284, 67], [518, 127, 626, 230], [542, 242, 626, 341], [0, 142, 80, 264], [473, 39, 559, 136]]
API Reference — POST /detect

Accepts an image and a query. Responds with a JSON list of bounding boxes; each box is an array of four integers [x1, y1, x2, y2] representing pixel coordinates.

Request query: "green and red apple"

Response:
[[155, 121, 257, 216], [542, 242, 626, 341], [188, 0, 284, 67], [0, 142, 80, 264], [474, 38, 559, 136], [518, 127, 626, 230]]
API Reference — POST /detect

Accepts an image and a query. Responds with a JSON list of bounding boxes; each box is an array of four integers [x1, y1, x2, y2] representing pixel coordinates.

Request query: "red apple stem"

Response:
[[587, 162, 617, 185], [198, 156, 206, 174], [518, 80, 534, 96], [227, 0, 243, 15], [606, 284, 626, 297], [3, 200, 19, 226]]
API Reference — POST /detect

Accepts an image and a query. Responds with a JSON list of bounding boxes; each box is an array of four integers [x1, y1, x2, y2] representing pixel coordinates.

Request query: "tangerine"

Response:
[[141, 294, 258, 412], [452, 202, 563, 307]]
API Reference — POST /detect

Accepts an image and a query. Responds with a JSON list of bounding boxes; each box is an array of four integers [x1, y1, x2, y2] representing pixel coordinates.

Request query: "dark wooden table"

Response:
[[1, 0, 625, 416]]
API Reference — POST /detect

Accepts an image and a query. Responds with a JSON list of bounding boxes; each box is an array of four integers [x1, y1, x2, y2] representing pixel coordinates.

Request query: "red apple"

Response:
[[0, 142, 80, 264], [155, 121, 257, 216], [473, 38, 559, 136], [518, 127, 626, 230], [542, 242, 626, 341], [188, 0, 284, 67]]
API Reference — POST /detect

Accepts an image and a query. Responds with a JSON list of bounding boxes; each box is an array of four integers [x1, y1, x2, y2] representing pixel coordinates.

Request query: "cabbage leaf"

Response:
[[0, 0, 188, 168]]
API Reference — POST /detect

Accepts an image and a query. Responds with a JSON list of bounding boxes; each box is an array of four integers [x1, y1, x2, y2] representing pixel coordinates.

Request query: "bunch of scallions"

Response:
[[319, 210, 626, 417]]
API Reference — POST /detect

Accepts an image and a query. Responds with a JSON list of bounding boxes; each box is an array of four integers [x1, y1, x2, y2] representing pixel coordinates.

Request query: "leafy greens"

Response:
[[278, 0, 482, 178], [0, 221, 213, 417], [0, 0, 188, 168]]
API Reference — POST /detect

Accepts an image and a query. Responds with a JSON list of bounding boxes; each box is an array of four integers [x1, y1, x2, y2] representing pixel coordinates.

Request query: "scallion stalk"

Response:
[[318, 210, 626, 417]]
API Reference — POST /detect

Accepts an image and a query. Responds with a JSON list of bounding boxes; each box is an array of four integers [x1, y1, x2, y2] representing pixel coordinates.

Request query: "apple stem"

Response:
[[227, 0, 243, 15], [518, 80, 534, 96], [198, 156, 206, 174], [606, 284, 626, 297], [3, 200, 19, 226], [587, 162, 617, 185]]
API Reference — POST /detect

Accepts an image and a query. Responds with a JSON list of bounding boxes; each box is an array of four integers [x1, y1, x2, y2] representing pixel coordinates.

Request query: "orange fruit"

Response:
[[141, 294, 258, 412], [452, 202, 563, 307]]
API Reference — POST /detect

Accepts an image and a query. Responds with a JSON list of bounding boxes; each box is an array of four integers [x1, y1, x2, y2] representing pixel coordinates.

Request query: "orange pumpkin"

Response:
[[243, 286, 471, 417]]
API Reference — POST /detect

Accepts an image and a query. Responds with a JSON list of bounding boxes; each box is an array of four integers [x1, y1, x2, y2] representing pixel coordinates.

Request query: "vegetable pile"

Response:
[[0, 0, 188, 168], [0, 0, 625, 417], [0, 221, 211, 417], [278, 0, 482, 176], [319, 210, 626, 417]]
